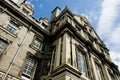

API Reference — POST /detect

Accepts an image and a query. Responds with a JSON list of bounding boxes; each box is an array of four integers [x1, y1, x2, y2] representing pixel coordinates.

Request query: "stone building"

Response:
[[0, 0, 120, 80]]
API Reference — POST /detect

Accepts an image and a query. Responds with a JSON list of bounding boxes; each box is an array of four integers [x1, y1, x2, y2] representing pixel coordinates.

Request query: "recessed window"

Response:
[[77, 50, 87, 76], [22, 57, 38, 78], [0, 39, 7, 55], [95, 63, 104, 80], [33, 39, 41, 49], [30, 37, 42, 51], [6, 21, 18, 34]]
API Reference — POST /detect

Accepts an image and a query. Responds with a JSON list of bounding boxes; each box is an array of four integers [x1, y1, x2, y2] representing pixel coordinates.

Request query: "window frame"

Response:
[[6, 20, 19, 34], [76, 49, 88, 77], [0, 38, 9, 57], [30, 35, 43, 51], [95, 62, 105, 80], [22, 56, 38, 79], [33, 39, 41, 49]]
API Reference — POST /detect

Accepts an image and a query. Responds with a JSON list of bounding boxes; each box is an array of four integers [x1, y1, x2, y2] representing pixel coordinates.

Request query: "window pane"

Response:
[[95, 63, 104, 80], [33, 39, 41, 48], [6, 24, 17, 33], [0, 40, 7, 54], [77, 51, 87, 76], [6, 21, 18, 33], [23, 57, 37, 77]]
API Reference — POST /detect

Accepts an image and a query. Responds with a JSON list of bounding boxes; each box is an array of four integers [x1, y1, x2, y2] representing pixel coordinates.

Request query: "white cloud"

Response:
[[97, 0, 120, 38], [11, 0, 19, 3], [110, 51, 120, 70], [85, 10, 100, 25], [109, 25, 120, 45], [105, 25, 120, 52], [72, 7, 79, 14], [97, 0, 120, 70], [107, 25, 120, 71], [88, 11, 99, 21], [81, 14, 89, 19], [26, 1, 34, 8]]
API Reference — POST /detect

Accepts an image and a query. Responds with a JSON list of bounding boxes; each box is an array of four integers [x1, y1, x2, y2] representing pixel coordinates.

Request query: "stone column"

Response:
[[62, 33, 71, 64]]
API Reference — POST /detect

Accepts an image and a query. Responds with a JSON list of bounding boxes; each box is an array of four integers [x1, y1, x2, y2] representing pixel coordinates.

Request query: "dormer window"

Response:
[[41, 23, 47, 29], [22, 8, 29, 15]]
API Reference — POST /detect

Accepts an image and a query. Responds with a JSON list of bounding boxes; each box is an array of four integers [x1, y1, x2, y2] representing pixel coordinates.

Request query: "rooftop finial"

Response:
[[65, 5, 69, 10]]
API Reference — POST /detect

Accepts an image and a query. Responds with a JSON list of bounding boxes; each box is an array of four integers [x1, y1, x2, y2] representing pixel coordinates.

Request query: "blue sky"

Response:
[[13, 0, 120, 70], [27, 0, 101, 25]]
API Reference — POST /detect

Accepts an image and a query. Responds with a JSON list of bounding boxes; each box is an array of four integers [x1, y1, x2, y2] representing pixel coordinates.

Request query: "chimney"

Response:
[[51, 6, 61, 20]]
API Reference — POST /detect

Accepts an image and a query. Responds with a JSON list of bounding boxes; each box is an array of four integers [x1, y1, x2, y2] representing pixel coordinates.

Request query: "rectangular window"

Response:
[[95, 63, 104, 80], [6, 21, 18, 33], [6, 24, 17, 33], [33, 39, 41, 49], [23, 57, 38, 78], [77, 50, 87, 76], [0, 39, 7, 55]]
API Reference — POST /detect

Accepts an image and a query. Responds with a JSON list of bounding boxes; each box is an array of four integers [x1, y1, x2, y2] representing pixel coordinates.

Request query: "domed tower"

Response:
[[20, 1, 34, 16], [11, 0, 34, 16]]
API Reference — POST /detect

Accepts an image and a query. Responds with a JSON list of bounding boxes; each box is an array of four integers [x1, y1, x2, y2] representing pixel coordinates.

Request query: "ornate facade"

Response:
[[0, 0, 120, 80]]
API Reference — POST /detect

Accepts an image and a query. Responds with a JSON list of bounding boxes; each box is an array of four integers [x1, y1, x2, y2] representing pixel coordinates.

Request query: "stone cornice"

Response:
[[50, 64, 81, 78]]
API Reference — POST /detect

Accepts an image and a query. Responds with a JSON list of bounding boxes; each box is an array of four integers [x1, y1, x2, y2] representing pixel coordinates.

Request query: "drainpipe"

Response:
[[2, 26, 32, 80]]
